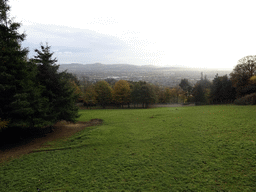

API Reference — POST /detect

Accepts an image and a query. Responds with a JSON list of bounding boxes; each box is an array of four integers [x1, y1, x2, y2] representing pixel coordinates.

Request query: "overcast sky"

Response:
[[8, 0, 256, 69]]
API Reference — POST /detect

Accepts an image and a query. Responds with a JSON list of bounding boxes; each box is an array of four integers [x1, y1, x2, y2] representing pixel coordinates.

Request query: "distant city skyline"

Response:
[[9, 0, 256, 70]]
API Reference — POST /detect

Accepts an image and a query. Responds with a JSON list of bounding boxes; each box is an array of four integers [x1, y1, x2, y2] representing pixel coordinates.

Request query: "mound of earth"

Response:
[[0, 119, 103, 164]]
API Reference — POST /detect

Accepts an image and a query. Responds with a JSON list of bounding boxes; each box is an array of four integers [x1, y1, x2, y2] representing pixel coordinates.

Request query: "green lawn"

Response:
[[1, 105, 256, 191]]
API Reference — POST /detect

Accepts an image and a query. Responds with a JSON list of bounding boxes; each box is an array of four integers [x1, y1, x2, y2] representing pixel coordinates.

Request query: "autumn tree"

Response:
[[83, 85, 98, 109], [69, 80, 83, 102], [250, 76, 256, 83], [113, 80, 131, 108], [157, 89, 165, 103], [59, 71, 82, 102], [158, 87, 173, 103], [230, 55, 256, 98], [171, 86, 184, 103], [151, 84, 159, 103], [80, 75, 91, 93], [167, 88, 178, 103], [94, 80, 113, 108]]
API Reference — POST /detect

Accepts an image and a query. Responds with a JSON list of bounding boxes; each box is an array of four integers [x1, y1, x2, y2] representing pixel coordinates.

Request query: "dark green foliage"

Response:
[[191, 74, 212, 105], [104, 78, 118, 87], [54, 74, 81, 122], [0, 0, 47, 129], [0, 0, 80, 140], [0, 1, 71, 130], [131, 81, 144, 106], [131, 81, 156, 108], [131, 81, 146, 105], [230, 55, 256, 98], [31, 43, 80, 123], [192, 83, 206, 105], [200, 77, 212, 90], [61, 72, 80, 86], [237, 84, 256, 98], [0, 0, 9, 26], [179, 78, 192, 98], [209, 74, 236, 104], [140, 83, 156, 108], [234, 93, 256, 105]]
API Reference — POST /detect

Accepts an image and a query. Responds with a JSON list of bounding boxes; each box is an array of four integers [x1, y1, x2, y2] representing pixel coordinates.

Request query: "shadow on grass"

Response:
[[0, 126, 54, 151]]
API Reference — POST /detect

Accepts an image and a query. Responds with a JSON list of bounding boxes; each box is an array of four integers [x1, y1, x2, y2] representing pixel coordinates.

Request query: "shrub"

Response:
[[234, 93, 256, 105]]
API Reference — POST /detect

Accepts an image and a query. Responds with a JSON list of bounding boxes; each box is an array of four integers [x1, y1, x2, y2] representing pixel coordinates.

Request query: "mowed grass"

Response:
[[1, 105, 256, 191]]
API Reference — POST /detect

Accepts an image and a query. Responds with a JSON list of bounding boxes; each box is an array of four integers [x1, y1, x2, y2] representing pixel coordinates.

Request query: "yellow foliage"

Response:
[[83, 86, 98, 104], [69, 80, 82, 96], [113, 80, 131, 104], [0, 118, 9, 130], [163, 88, 173, 102], [250, 76, 256, 82]]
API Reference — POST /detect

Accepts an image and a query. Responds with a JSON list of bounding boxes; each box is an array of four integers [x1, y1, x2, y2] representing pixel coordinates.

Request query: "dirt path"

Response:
[[0, 104, 194, 164], [0, 119, 103, 164]]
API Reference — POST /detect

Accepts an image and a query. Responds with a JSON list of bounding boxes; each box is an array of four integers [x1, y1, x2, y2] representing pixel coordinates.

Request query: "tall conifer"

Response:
[[32, 43, 80, 123]]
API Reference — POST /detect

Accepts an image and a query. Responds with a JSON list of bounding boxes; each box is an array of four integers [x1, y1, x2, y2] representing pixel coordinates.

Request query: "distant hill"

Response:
[[58, 63, 184, 73]]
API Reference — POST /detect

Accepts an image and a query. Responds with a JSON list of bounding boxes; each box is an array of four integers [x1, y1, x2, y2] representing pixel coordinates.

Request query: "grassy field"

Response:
[[1, 105, 256, 191]]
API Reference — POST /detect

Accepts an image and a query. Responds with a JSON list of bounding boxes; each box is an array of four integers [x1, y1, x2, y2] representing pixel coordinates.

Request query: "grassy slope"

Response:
[[1, 105, 256, 191]]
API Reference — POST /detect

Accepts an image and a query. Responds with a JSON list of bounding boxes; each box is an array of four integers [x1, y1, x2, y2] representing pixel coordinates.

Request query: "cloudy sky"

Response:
[[8, 0, 256, 69]]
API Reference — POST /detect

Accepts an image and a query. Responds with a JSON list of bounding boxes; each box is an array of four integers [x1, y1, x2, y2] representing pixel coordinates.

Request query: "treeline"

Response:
[[194, 56, 256, 105], [79, 57, 256, 108], [0, 0, 80, 132], [81, 80, 160, 109]]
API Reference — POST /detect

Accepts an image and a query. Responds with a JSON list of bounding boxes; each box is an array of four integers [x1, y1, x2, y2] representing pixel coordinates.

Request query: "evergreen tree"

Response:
[[31, 43, 80, 123], [0, 0, 50, 130], [192, 83, 206, 105], [210, 73, 222, 103]]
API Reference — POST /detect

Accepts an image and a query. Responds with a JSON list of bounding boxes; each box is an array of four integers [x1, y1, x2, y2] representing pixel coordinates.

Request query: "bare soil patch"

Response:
[[0, 119, 103, 164]]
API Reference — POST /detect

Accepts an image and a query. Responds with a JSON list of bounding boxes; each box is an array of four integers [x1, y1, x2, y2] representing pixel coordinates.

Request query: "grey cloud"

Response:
[[20, 23, 130, 63]]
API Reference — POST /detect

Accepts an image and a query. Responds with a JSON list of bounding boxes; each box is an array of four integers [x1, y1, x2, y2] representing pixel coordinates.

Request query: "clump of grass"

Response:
[[1, 105, 256, 191]]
